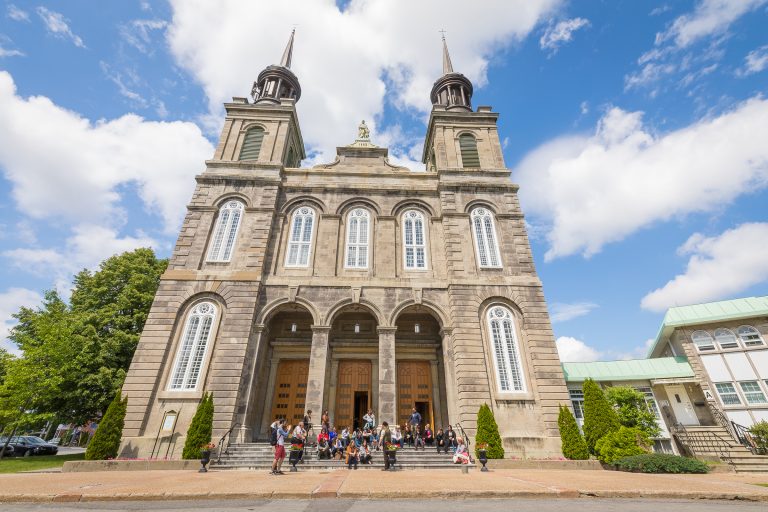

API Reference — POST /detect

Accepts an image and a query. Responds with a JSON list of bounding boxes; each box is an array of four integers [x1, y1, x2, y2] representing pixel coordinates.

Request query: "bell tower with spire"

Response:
[[422, 36, 505, 172], [211, 29, 305, 167]]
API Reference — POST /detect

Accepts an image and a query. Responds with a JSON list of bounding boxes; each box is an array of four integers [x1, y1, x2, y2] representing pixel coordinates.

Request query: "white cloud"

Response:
[[166, 0, 562, 161], [658, 0, 767, 49], [0, 35, 24, 58], [539, 17, 590, 54], [515, 96, 768, 260], [0, 71, 214, 234], [550, 302, 598, 323], [120, 19, 167, 55], [738, 44, 768, 76], [641, 223, 768, 312], [556, 336, 602, 362], [36, 7, 86, 48], [6, 4, 29, 22], [0, 287, 43, 355]]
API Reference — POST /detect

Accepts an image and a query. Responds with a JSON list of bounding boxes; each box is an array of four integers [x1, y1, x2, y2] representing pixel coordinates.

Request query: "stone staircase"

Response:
[[673, 425, 768, 473], [212, 443, 475, 471]]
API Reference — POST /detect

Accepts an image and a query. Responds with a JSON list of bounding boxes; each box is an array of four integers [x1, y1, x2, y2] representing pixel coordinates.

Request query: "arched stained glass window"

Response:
[[169, 302, 217, 390], [737, 325, 765, 347], [285, 207, 315, 267], [239, 126, 265, 161], [459, 133, 480, 168], [207, 200, 244, 262], [403, 210, 427, 269], [345, 208, 370, 269], [471, 207, 502, 268], [487, 306, 525, 392]]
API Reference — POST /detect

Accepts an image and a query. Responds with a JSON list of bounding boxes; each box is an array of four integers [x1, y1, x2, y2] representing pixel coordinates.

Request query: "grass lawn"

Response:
[[754, 483, 768, 488], [0, 453, 85, 473]]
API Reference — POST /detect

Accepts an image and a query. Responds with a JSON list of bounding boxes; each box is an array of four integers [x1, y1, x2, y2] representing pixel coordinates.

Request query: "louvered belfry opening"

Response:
[[239, 127, 264, 161], [459, 133, 480, 168]]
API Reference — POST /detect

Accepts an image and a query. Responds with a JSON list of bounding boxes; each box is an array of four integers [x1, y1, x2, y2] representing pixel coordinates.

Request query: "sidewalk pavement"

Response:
[[0, 468, 766, 503]]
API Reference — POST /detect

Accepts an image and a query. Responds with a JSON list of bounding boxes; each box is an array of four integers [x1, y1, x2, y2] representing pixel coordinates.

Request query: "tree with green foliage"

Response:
[[558, 405, 589, 460], [606, 386, 661, 439], [182, 393, 214, 459], [475, 403, 504, 458], [594, 426, 649, 464], [582, 378, 620, 454], [85, 392, 128, 460], [0, 248, 167, 433]]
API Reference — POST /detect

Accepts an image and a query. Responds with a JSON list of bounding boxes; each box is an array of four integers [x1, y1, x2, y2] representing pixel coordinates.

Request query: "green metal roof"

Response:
[[561, 356, 694, 383], [647, 296, 768, 357]]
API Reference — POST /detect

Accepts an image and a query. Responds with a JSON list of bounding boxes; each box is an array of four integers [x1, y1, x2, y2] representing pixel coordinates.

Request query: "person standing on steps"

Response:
[[270, 419, 290, 475], [409, 407, 422, 430], [380, 421, 392, 471]]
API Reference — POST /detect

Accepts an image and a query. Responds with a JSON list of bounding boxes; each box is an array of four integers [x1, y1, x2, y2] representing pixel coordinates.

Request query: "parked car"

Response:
[[0, 436, 58, 456]]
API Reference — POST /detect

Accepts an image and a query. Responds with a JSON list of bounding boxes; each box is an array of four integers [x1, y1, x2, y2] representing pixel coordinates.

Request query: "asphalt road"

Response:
[[1, 498, 765, 512]]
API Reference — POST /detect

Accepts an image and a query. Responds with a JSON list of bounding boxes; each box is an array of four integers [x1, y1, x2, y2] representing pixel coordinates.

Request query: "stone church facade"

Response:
[[119, 32, 570, 459]]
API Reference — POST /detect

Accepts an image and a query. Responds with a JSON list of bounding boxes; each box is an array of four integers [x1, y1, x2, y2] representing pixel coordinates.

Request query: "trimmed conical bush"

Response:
[[558, 405, 589, 460], [475, 403, 504, 459], [182, 392, 214, 459], [85, 392, 128, 460], [582, 378, 620, 454]]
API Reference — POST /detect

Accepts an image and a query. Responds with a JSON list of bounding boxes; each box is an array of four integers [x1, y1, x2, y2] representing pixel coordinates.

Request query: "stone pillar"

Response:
[[236, 324, 265, 443], [305, 326, 331, 418], [440, 328, 458, 423], [377, 327, 398, 425], [430, 359, 442, 428], [327, 359, 340, 425]]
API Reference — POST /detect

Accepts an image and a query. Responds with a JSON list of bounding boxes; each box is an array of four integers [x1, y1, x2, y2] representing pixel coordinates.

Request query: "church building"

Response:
[[119, 32, 571, 459]]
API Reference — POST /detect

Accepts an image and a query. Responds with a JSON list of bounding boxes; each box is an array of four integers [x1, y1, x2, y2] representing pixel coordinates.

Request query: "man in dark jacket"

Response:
[[380, 421, 392, 471], [408, 407, 422, 428]]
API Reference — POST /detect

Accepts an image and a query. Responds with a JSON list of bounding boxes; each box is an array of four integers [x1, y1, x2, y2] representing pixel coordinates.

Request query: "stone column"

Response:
[[305, 326, 331, 418], [440, 328, 458, 423], [237, 324, 265, 443], [377, 327, 398, 425]]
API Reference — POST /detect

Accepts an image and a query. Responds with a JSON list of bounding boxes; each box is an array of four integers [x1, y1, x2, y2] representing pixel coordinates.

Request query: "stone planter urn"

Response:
[[288, 447, 303, 472], [477, 448, 488, 472], [386, 448, 397, 469]]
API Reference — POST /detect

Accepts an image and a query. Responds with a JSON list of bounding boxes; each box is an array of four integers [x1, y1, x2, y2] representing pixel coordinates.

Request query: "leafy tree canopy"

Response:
[[0, 248, 166, 430]]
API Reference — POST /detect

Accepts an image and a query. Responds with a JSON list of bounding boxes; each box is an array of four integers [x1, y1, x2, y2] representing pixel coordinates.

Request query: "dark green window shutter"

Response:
[[459, 134, 480, 168], [239, 127, 264, 161]]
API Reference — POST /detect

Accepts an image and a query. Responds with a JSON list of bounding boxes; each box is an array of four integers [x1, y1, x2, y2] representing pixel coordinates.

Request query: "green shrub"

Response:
[[182, 392, 214, 460], [85, 392, 127, 460], [594, 426, 648, 464], [475, 403, 504, 459], [582, 379, 620, 454], [606, 386, 661, 439], [614, 453, 710, 473], [749, 420, 768, 453], [558, 405, 589, 460]]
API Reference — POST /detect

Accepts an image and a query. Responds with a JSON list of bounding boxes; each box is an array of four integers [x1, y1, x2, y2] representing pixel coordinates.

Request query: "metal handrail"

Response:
[[216, 422, 240, 463], [671, 423, 735, 465], [730, 421, 759, 454], [454, 422, 471, 450]]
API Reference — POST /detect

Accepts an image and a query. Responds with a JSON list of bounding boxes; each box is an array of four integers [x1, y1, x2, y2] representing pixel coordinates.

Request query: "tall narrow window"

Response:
[[691, 330, 715, 352], [169, 302, 217, 390], [345, 208, 370, 269], [487, 306, 525, 392], [285, 207, 315, 267], [569, 389, 585, 420], [459, 133, 480, 168], [239, 126, 264, 160], [207, 200, 244, 262], [471, 207, 502, 268], [714, 328, 739, 349], [737, 325, 765, 347], [403, 210, 427, 269]]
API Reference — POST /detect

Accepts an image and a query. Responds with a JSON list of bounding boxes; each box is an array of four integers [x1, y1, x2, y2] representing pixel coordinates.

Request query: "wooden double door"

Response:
[[334, 360, 372, 430], [270, 359, 309, 424], [397, 361, 433, 427]]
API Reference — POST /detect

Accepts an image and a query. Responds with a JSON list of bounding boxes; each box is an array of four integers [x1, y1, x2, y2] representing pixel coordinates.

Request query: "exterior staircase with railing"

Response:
[[671, 405, 768, 473]]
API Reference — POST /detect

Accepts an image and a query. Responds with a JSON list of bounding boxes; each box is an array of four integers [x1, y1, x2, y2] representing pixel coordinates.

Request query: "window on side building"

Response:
[[739, 381, 768, 404], [714, 328, 740, 350], [691, 330, 715, 352], [714, 382, 741, 405], [737, 326, 765, 347]]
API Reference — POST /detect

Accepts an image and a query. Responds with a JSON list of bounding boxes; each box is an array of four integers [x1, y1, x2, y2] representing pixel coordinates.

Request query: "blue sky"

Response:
[[0, 1, 767, 361]]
